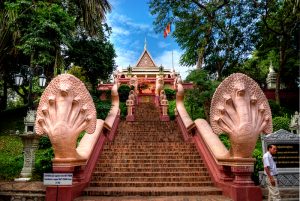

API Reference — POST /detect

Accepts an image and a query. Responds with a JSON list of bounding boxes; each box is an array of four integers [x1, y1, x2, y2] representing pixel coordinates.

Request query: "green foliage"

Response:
[[149, 0, 259, 76], [0, 136, 23, 180], [6, 0, 75, 66], [0, 106, 27, 135], [38, 136, 52, 149], [94, 99, 111, 120], [66, 33, 116, 88], [272, 116, 290, 131], [168, 100, 176, 120], [33, 148, 53, 180], [164, 88, 176, 100], [252, 137, 263, 185], [268, 100, 282, 117], [118, 85, 131, 102], [184, 69, 219, 120], [119, 102, 127, 119], [218, 134, 231, 149], [67, 65, 89, 85]]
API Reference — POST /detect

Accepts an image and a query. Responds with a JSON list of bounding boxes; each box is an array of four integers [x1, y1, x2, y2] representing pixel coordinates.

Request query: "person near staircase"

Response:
[[263, 144, 281, 201]]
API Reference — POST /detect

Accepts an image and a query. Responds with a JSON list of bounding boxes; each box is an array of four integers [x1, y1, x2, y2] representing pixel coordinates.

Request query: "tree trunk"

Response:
[[1, 79, 8, 110], [275, 38, 287, 105], [196, 48, 204, 69]]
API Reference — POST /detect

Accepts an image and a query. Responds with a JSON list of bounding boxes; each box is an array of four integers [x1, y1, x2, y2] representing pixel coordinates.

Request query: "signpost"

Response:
[[43, 173, 73, 186]]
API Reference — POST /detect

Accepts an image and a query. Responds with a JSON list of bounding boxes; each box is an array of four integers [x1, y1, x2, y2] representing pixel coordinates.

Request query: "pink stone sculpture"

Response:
[[159, 90, 166, 104], [129, 75, 138, 93], [35, 74, 97, 166], [155, 75, 164, 96], [210, 73, 272, 158], [161, 98, 169, 116], [126, 99, 134, 116]]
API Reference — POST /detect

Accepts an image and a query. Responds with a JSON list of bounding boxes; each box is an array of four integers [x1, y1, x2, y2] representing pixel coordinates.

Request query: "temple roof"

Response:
[[135, 48, 157, 68]]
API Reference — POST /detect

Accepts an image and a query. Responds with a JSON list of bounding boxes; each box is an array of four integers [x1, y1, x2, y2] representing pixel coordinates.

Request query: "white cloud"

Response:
[[154, 50, 194, 80], [158, 41, 171, 48], [114, 47, 138, 71]]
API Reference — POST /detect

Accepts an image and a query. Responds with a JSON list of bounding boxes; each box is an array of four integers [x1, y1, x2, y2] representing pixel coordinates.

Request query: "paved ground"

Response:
[[74, 195, 232, 201], [1, 181, 299, 201]]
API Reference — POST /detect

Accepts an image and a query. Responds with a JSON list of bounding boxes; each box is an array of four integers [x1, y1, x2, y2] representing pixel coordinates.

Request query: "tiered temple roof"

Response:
[[118, 43, 176, 78]]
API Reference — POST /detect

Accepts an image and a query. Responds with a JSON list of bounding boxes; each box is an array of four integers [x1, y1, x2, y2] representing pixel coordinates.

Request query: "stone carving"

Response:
[[35, 74, 97, 166], [210, 73, 272, 158], [159, 90, 166, 104], [126, 99, 134, 116], [129, 90, 136, 101], [155, 75, 164, 96], [129, 75, 138, 93], [290, 111, 299, 134], [160, 98, 169, 116]]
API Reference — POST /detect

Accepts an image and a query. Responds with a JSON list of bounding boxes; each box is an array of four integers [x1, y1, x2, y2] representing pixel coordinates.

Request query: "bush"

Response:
[[218, 133, 231, 149], [38, 136, 52, 149], [164, 89, 176, 100], [168, 100, 176, 120], [272, 116, 290, 131], [33, 148, 54, 180], [119, 102, 127, 119], [94, 99, 111, 119], [268, 100, 282, 117], [252, 137, 263, 185], [0, 136, 23, 180], [118, 85, 131, 102]]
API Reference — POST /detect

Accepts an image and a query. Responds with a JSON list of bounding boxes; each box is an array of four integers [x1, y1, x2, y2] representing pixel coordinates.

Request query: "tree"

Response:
[[185, 69, 219, 120], [0, 0, 115, 109], [149, 0, 259, 79], [254, 0, 299, 104], [6, 1, 75, 72], [65, 33, 116, 90]]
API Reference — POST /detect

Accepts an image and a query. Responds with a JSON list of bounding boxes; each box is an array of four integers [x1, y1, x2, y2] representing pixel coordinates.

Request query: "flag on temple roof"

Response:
[[164, 23, 171, 38]]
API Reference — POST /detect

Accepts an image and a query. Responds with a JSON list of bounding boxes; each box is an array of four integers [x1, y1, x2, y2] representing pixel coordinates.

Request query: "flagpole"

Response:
[[172, 50, 174, 71]]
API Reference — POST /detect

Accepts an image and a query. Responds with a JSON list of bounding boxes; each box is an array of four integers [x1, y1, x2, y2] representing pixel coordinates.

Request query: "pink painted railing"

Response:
[[175, 82, 262, 201], [46, 82, 120, 201]]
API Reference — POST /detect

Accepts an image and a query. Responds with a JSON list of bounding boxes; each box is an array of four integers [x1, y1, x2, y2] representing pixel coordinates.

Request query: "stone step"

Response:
[[83, 186, 222, 196], [97, 159, 203, 164], [92, 171, 209, 177], [74, 195, 232, 201], [99, 155, 202, 160], [91, 176, 212, 183], [96, 163, 205, 168], [94, 166, 206, 172], [89, 181, 214, 188], [83, 102, 225, 199]]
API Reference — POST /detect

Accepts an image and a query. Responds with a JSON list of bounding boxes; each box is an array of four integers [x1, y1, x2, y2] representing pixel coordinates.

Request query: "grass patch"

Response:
[[0, 135, 24, 180]]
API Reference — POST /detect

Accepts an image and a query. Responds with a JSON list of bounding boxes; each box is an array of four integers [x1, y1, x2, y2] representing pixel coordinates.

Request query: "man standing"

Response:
[[263, 144, 281, 201]]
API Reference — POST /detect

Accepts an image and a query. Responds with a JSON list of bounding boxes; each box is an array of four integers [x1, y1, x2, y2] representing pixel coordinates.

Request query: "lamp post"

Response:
[[13, 65, 46, 182], [14, 65, 47, 109]]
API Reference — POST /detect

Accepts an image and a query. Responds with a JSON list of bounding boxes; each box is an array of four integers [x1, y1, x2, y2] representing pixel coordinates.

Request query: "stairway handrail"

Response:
[[175, 82, 195, 134], [45, 79, 121, 201]]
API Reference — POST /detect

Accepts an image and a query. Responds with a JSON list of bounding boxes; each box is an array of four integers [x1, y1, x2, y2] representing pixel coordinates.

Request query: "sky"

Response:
[[106, 0, 194, 79]]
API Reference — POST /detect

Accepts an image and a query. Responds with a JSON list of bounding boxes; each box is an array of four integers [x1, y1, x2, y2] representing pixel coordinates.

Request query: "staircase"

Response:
[[77, 102, 231, 200]]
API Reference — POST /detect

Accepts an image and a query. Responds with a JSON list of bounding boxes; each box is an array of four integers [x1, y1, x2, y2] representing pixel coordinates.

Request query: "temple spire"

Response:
[[144, 37, 147, 50]]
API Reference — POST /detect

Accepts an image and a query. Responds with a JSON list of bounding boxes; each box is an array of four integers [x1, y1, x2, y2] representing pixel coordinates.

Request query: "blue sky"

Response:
[[106, 0, 193, 79]]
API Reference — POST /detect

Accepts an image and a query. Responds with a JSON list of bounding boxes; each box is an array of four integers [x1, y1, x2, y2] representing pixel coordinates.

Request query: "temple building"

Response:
[[117, 42, 177, 79]]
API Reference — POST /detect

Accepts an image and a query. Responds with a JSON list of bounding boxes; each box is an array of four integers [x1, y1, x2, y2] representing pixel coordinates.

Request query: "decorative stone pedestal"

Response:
[[15, 110, 40, 181], [15, 134, 40, 181]]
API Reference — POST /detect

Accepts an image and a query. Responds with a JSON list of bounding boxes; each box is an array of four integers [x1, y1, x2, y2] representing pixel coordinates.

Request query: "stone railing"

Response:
[[175, 73, 272, 201], [175, 79, 195, 141], [35, 74, 120, 201], [103, 78, 121, 141]]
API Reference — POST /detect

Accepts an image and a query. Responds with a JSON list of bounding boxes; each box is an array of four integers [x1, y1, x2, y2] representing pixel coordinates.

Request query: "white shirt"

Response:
[[263, 151, 278, 176]]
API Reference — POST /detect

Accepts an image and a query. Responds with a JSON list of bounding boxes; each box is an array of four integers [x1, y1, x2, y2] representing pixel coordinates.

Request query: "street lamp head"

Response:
[[39, 73, 47, 87], [14, 73, 24, 86]]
